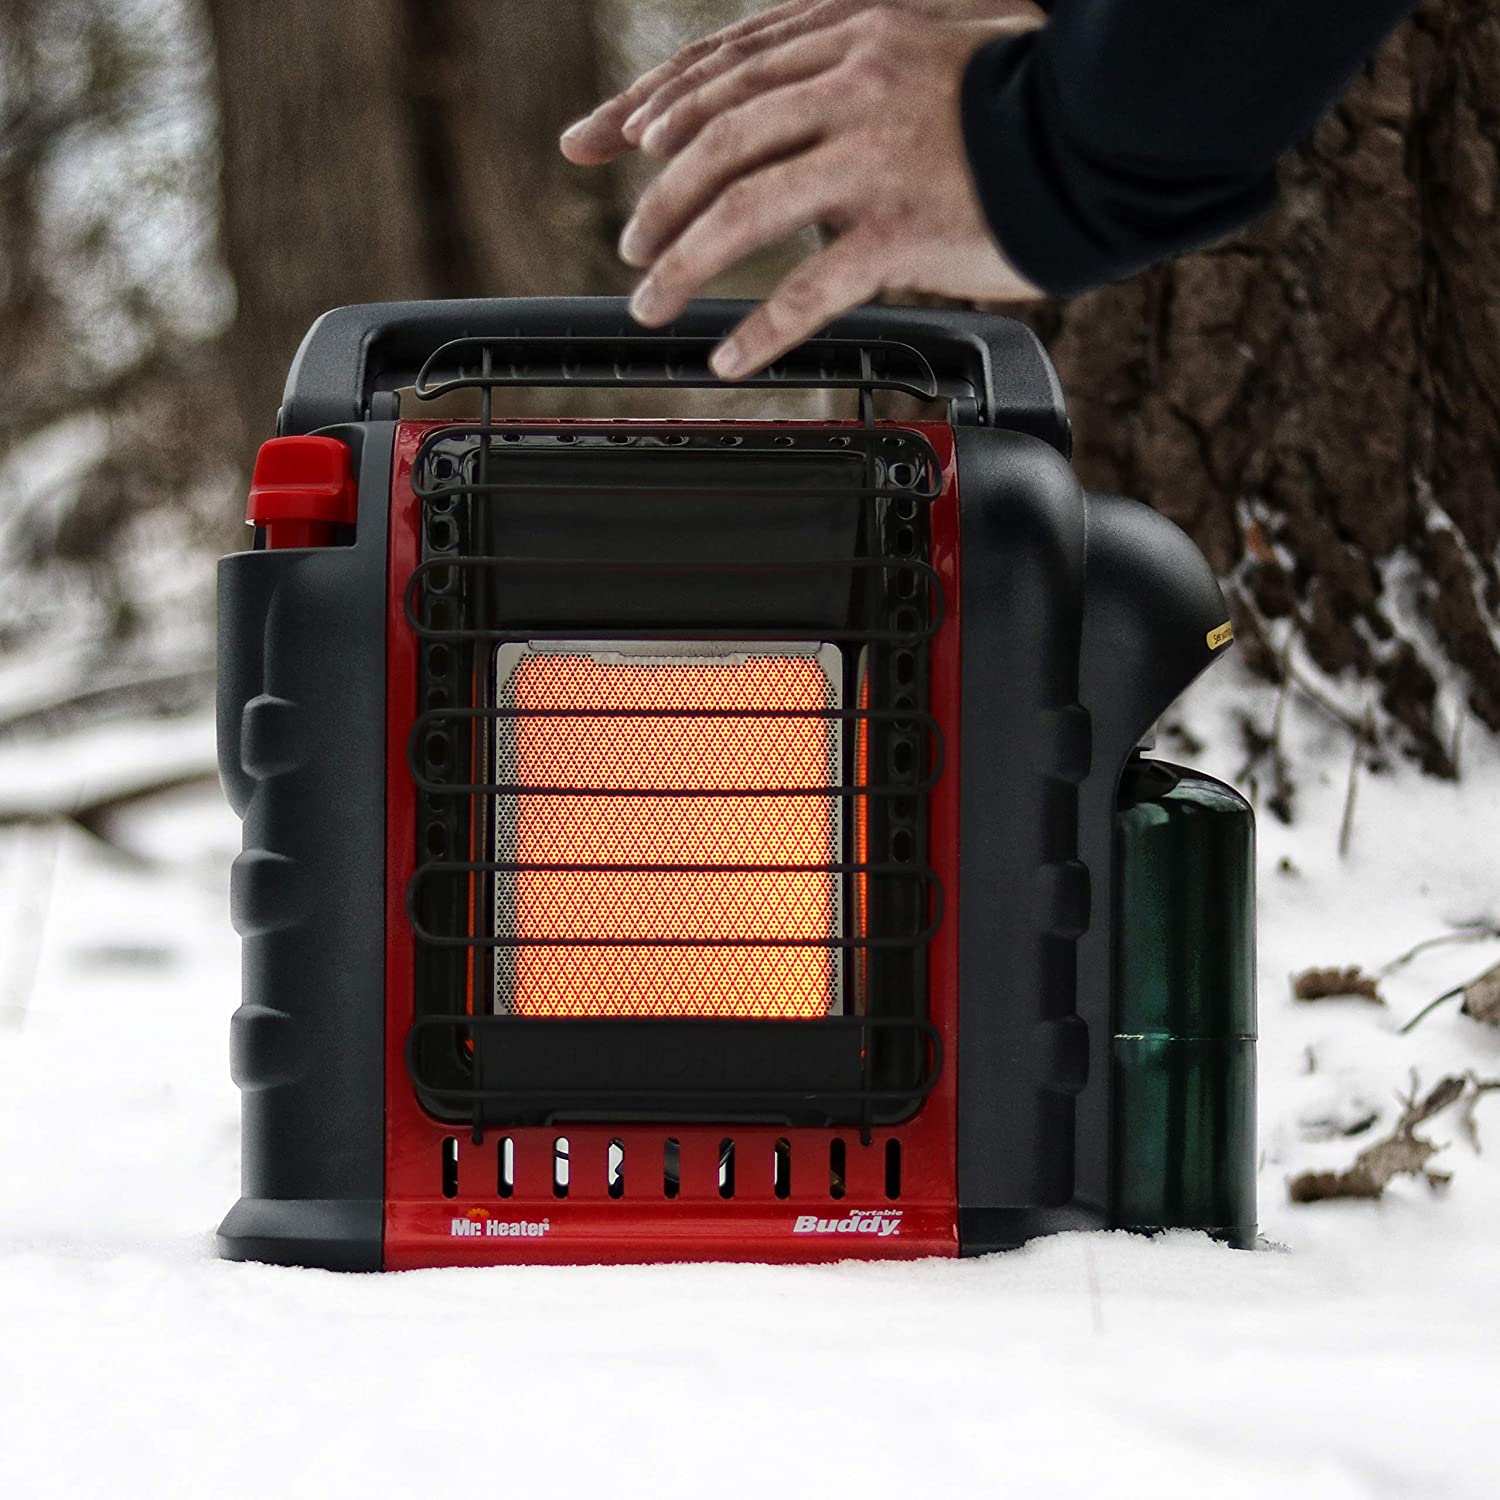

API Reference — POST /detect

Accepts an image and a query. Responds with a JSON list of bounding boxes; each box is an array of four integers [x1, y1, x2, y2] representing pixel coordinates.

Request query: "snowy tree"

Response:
[[1015, 0, 1500, 775]]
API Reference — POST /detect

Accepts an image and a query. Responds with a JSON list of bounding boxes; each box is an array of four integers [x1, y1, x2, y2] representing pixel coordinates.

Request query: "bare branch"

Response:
[[1378, 923, 1500, 978], [1459, 1076, 1500, 1155], [0, 663, 213, 741], [0, 765, 219, 865], [1399, 985, 1465, 1035]]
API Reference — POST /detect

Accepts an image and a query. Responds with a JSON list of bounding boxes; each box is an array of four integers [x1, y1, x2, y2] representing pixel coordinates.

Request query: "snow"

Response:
[[3, 660, 1500, 1499]]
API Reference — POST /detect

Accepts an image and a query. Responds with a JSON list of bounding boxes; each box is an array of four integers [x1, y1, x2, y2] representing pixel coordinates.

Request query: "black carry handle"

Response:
[[411, 334, 943, 404], [279, 297, 1070, 451]]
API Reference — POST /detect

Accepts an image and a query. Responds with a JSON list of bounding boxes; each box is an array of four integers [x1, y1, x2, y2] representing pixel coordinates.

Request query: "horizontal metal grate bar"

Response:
[[412, 859, 939, 874], [412, 705, 937, 722], [410, 422, 943, 501], [410, 782, 939, 798], [411, 714, 943, 797], [411, 335, 944, 403], [405, 1015, 944, 1109], [404, 555, 944, 645]]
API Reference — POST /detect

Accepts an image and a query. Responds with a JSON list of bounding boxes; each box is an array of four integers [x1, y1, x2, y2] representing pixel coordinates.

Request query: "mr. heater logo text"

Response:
[[449, 1208, 551, 1239], [792, 1209, 902, 1238]]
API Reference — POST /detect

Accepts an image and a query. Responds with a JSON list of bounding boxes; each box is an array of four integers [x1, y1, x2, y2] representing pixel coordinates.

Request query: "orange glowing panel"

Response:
[[493, 643, 843, 1019]]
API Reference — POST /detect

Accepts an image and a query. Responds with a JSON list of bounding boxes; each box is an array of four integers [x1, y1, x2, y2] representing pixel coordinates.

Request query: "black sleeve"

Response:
[[960, 0, 1416, 297]]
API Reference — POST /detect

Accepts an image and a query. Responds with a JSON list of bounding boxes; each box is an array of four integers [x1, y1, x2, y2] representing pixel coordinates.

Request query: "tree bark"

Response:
[[1019, 0, 1500, 774], [203, 0, 626, 450]]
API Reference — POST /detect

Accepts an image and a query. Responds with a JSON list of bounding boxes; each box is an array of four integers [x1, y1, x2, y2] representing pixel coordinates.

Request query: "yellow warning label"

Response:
[[1207, 621, 1234, 651]]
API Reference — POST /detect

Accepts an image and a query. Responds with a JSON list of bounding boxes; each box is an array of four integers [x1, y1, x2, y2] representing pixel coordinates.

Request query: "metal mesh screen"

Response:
[[492, 642, 844, 1018]]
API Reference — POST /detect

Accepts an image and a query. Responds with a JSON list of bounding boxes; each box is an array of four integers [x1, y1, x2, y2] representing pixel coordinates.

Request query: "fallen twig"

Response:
[[1337, 705, 1375, 859], [1337, 722, 1361, 859], [1399, 986, 1465, 1034], [1377, 923, 1500, 978], [1288, 1073, 1465, 1203], [1400, 957, 1500, 1034], [1459, 1075, 1500, 1155]]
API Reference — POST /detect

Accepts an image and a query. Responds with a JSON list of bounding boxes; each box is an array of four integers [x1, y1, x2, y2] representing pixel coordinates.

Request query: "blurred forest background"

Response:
[[2, 0, 1498, 784]]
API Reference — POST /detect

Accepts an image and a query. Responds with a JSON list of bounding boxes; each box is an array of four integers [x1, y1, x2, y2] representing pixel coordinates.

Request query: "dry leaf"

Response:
[[1459, 960, 1500, 1026], [1288, 1074, 1465, 1204], [1292, 965, 1384, 1003]]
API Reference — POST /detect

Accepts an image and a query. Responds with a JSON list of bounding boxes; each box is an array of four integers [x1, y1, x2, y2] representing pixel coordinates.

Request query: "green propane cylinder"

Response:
[[1111, 755, 1256, 1245]]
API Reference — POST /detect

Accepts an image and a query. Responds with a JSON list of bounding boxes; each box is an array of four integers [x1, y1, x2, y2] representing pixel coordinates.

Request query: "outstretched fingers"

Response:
[[638, 25, 849, 160], [710, 233, 885, 378], [620, 75, 843, 269], [560, 1, 831, 164], [629, 147, 853, 328], [620, 0, 855, 150]]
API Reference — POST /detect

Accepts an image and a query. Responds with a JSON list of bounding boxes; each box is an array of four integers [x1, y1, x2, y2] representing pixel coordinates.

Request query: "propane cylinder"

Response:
[[1110, 755, 1256, 1245]]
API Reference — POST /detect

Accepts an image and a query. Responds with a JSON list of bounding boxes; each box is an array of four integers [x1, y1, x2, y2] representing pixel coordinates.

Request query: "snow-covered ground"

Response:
[[2, 659, 1498, 1499]]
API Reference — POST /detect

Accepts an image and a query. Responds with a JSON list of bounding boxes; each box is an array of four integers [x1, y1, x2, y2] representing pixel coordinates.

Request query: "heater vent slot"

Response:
[[885, 1139, 902, 1200], [404, 422, 945, 1129], [774, 1138, 792, 1199]]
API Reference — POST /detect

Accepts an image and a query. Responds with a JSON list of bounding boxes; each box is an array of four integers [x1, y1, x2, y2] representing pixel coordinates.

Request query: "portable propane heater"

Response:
[[217, 298, 1255, 1269]]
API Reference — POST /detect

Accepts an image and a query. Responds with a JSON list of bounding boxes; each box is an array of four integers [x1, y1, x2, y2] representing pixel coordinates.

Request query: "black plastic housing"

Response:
[[952, 452, 1235, 1252], [217, 423, 391, 1269]]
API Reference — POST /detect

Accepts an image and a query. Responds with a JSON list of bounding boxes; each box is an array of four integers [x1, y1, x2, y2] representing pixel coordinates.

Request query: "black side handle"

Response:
[[279, 297, 1070, 450]]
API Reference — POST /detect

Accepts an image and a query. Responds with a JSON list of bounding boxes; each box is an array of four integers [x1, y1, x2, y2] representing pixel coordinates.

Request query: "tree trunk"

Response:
[[1020, 0, 1500, 776], [203, 0, 626, 450]]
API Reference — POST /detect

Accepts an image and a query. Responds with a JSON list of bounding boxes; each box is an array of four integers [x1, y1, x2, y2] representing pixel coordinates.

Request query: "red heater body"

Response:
[[219, 299, 1254, 1269]]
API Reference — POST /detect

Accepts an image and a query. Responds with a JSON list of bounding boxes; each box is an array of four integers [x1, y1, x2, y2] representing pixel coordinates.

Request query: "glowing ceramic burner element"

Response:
[[493, 643, 843, 1018]]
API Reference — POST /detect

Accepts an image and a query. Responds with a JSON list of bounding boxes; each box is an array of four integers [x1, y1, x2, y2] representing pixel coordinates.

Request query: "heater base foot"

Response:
[[216, 1197, 383, 1271]]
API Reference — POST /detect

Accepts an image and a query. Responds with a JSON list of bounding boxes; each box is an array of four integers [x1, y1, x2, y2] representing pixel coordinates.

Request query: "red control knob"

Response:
[[246, 435, 358, 549]]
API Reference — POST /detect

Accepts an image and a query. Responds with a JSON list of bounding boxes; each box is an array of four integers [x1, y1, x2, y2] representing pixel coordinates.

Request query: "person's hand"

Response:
[[559, 3, 1047, 378], [561, 0, 1044, 166]]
